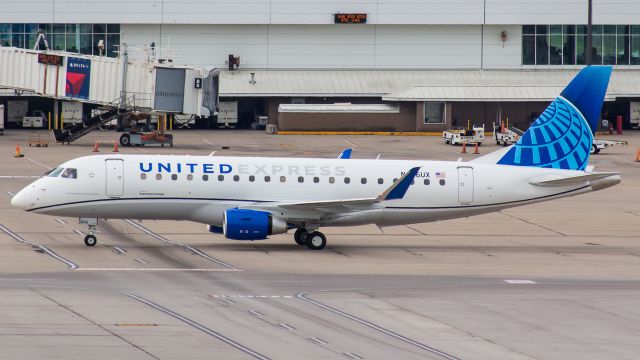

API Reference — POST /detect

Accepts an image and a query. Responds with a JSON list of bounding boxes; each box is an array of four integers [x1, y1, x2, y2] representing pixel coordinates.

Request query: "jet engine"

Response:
[[221, 209, 287, 240]]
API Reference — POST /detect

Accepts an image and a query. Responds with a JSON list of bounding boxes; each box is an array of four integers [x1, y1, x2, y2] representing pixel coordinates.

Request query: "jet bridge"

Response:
[[0, 46, 205, 142]]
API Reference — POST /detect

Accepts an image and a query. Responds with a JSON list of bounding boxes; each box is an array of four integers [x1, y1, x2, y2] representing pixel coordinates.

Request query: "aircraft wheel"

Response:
[[84, 235, 97, 247], [119, 134, 131, 147], [306, 231, 326, 250], [294, 228, 308, 245], [590, 144, 597, 154]]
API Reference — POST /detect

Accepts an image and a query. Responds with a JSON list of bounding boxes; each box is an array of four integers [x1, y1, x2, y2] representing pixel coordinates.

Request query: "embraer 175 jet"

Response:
[[12, 66, 620, 250]]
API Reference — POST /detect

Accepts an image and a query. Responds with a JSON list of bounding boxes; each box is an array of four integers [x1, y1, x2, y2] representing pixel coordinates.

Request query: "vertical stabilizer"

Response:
[[497, 66, 612, 170]]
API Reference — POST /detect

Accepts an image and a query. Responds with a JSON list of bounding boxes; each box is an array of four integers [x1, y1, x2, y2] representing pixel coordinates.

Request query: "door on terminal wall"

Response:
[[105, 159, 124, 197], [457, 166, 474, 204]]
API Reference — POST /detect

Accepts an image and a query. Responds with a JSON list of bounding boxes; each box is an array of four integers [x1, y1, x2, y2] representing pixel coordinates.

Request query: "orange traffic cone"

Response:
[[636, 148, 640, 162], [473, 143, 480, 154], [112, 141, 119, 153], [461, 143, 467, 154], [14, 145, 24, 158], [92, 141, 99, 152]]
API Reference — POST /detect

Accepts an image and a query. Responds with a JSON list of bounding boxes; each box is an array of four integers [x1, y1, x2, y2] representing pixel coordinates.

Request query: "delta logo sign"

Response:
[[65, 57, 91, 100]]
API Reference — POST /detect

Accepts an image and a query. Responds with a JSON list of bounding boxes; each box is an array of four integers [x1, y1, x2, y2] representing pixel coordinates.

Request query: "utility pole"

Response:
[[586, 0, 593, 65]]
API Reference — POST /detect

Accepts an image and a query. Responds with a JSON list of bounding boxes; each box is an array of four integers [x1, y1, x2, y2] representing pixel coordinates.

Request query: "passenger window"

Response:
[[61, 168, 77, 179], [187, 174, 193, 181], [361, 178, 367, 184], [218, 175, 224, 181], [439, 179, 446, 186], [298, 176, 304, 183], [171, 174, 178, 181], [424, 179, 430, 185], [233, 175, 240, 182], [140, 173, 147, 180], [249, 175, 255, 182], [313, 177, 319, 183], [329, 177, 335, 184], [48, 167, 64, 177], [202, 174, 209, 181], [265, 176, 271, 182], [156, 174, 162, 180], [378, 178, 384, 185], [344, 177, 351, 184], [280, 176, 286, 183]]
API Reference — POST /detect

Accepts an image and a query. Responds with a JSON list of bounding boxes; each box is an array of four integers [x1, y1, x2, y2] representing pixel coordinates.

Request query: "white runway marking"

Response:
[[202, 139, 215, 146], [76, 268, 241, 272], [343, 352, 364, 360], [0, 176, 41, 179], [504, 279, 537, 284], [113, 246, 126, 254], [25, 157, 53, 170], [74, 230, 84, 236], [307, 337, 328, 345], [210, 294, 293, 299], [55, 219, 67, 224], [134, 258, 148, 264], [277, 323, 295, 330], [7, 191, 15, 196], [248, 310, 265, 318], [220, 298, 235, 304], [345, 140, 359, 148]]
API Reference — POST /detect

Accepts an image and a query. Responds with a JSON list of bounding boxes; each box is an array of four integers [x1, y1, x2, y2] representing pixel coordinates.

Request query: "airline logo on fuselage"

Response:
[[139, 162, 346, 176]]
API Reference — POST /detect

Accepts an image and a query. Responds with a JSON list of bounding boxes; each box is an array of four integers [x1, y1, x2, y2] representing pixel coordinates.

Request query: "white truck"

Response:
[[443, 124, 485, 145], [493, 124, 524, 146], [591, 139, 628, 154], [22, 110, 47, 128]]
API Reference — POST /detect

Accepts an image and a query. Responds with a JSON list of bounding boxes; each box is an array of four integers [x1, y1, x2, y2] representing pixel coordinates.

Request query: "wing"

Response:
[[241, 167, 420, 219]]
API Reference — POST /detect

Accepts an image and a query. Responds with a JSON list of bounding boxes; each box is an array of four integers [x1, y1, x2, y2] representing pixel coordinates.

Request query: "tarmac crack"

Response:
[[34, 290, 161, 360], [499, 211, 567, 237]]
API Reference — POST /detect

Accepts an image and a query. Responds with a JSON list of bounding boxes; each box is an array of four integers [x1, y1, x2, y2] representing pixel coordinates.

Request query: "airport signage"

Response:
[[38, 53, 63, 66], [65, 57, 91, 100], [334, 13, 367, 24]]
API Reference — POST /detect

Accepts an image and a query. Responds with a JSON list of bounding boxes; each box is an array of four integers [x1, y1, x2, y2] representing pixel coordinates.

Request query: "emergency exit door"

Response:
[[105, 159, 124, 197], [457, 166, 474, 204]]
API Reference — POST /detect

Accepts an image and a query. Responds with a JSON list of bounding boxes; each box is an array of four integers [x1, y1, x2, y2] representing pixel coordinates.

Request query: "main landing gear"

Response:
[[294, 228, 327, 250], [80, 218, 98, 247]]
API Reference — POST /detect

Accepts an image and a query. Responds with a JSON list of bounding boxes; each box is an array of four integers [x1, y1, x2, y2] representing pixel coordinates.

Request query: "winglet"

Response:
[[338, 148, 352, 159], [377, 167, 420, 201]]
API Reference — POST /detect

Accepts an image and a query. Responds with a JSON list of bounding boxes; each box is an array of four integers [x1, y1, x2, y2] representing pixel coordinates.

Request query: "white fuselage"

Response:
[[11, 154, 608, 228]]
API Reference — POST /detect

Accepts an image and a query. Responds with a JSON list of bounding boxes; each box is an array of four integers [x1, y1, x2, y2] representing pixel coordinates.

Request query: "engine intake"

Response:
[[223, 209, 287, 240]]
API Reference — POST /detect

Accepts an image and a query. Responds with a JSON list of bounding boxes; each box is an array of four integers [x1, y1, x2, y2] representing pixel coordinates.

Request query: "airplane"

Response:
[[11, 66, 620, 250]]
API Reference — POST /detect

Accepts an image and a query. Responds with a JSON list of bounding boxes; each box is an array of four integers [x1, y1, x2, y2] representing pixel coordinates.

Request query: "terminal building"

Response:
[[1, 1, 640, 132]]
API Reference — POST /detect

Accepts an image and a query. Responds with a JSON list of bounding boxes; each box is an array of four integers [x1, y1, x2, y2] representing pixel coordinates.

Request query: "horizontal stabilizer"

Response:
[[529, 172, 619, 187]]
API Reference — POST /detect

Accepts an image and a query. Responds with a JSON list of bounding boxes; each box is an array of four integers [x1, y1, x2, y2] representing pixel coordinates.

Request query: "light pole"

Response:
[[586, 0, 593, 65]]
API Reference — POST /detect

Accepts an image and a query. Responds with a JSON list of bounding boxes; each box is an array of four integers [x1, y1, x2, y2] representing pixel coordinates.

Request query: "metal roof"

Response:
[[382, 85, 569, 102], [278, 103, 400, 113], [219, 69, 640, 101]]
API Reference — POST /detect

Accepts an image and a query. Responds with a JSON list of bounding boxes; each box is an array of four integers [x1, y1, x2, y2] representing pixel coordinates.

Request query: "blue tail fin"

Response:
[[497, 66, 612, 170]]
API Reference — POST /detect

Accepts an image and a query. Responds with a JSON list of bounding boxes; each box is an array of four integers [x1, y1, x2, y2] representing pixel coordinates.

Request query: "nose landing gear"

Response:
[[80, 218, 98, 247]]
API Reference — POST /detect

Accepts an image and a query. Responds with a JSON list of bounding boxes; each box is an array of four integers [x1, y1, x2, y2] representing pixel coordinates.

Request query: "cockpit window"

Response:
[[48, 168, 64, 177], [61, 168, 77, 179]]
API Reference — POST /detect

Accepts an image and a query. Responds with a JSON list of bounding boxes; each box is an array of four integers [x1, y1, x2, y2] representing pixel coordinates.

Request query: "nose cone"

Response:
[[11, 187, 34, 210]]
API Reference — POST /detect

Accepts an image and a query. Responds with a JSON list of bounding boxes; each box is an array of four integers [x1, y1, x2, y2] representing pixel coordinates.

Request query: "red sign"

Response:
[[37, 53, 63, 66], [334, 13, 367, 24]]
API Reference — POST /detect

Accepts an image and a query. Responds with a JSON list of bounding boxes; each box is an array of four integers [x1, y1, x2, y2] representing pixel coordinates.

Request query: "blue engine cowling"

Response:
[[222, 209, 287, 240]]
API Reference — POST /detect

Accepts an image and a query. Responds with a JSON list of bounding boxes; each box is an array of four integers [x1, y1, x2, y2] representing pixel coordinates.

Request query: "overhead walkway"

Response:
[[0, 46, 206, 141]]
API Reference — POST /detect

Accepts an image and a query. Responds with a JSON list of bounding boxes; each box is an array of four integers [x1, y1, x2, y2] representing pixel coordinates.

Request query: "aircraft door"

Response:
[[105, 159, 124, 197], [457, 166, 474, 204]]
